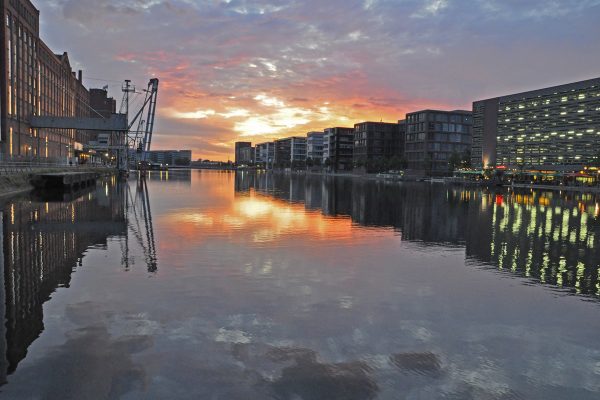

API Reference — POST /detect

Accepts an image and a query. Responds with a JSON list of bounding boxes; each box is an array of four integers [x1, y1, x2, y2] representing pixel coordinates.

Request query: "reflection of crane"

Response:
[[121, 176, 158, 272]]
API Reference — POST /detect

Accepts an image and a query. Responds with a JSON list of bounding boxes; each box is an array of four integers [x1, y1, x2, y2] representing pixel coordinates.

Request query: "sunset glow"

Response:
[[36, 0, 600, 161]]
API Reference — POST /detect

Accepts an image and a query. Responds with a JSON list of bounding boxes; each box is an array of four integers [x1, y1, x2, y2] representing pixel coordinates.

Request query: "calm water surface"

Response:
[[0, 170, 600, 399]]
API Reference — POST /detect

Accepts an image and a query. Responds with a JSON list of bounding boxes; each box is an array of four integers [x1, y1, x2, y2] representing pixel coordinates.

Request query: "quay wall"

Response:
[[0, 167, 116, 197]]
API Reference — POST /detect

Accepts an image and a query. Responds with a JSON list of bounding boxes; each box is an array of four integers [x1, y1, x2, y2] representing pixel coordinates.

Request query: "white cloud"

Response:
[[170, 109, 216, 119], [412, 0, 449, 18]]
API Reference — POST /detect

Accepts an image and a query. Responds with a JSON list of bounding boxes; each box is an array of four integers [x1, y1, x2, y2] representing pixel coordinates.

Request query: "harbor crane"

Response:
[[123, 78, 160, 168], [30, 77, 160, 173]]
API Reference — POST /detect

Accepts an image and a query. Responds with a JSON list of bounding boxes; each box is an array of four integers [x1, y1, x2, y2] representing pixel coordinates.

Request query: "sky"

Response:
[[36, 0, 600, 161]]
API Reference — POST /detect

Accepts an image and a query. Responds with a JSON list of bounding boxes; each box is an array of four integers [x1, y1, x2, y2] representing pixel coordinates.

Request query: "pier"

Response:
[[30, 172, 99, 190]]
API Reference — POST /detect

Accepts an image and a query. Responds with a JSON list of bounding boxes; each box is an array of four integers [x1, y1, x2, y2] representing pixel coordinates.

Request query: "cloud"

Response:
[[33, 0, 600, 160], [412, 0, 449, 18]]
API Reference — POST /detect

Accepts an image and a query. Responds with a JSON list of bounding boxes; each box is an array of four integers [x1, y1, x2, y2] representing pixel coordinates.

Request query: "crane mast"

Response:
[[123, 78, 160, 169]]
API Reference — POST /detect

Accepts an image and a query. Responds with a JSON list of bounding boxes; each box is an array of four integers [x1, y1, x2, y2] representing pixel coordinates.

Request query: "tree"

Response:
[[461, 150, 472, 168], [448, 152, 462, 173]]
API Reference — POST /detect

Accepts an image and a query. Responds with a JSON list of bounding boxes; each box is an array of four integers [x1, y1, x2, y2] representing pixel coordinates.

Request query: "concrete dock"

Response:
[[30, 172, 99, 190]]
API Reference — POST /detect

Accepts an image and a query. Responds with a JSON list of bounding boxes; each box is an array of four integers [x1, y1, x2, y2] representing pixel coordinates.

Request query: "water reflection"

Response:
[[125, 178, 158, 272], [236, 172, 600, 296], [1, 170, 599, 398], [0, 179, 126, 382]]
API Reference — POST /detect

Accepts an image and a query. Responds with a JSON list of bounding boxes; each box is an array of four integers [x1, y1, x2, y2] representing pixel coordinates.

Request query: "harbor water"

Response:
[[0, 170, 599, 399]]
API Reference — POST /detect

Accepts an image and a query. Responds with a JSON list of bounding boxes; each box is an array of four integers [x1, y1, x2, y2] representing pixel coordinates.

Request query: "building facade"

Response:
[[290, 136, 306, 163], [1, 0, 94, 161], [353, 121, 403, 172], [273, 137, 291, 167], [88, 88, 117, 149], [147, 150, 192, 166], [234, 142, 251, 165], [306, 131, 324, 162], [255, 141, 274, 167], [472, 77, 600, 170], [238, 145, 254, 165], [323, 127, 354, 171], [404, 110, 472, 172], [273, 136, 306, 167]]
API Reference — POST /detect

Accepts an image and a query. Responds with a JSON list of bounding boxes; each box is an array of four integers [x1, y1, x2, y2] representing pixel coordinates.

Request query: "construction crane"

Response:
[[29, 77, 159, 174], [125, 78, 159, 169]]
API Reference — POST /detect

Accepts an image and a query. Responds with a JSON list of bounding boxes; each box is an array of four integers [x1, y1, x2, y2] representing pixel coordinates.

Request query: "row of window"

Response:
[[406, 112, 472, 124]]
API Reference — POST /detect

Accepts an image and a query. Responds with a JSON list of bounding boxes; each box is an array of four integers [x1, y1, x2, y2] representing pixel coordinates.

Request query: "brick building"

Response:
[[1, 0, 94, 161]]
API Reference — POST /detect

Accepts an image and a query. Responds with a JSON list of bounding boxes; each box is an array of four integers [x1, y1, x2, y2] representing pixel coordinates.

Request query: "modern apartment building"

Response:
[[472, 77, 600, 170], [238, 146, 254, 165], [1, 0, 94, 161], [353, 121, 403, 172], [273, 136, 306, 167], [404, 110, 472, 172], [290, 136, 307, 162], [234, 142, 251, 165], [255, 142, 274, 167], [306, 131, 324, 162], [323, 127, 354, 171], [273, 137, 292, 166]]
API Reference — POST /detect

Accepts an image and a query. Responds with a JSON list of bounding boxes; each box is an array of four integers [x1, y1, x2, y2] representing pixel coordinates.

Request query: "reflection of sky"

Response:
[[3, 171, 600, 399], [35, 0, 600, 161]]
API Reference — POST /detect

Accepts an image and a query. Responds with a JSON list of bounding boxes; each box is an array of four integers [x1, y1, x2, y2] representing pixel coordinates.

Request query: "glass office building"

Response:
[[472, 78, 600, 170]]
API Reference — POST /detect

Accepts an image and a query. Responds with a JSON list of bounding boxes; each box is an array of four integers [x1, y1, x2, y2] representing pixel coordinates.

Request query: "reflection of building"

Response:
[[472, 77, 600, 170], [0, 181, 127, 380], [405, 110, 472, 172], [235, 172, 600, 297], [1, 0, 94, 161], [323, 127, 354, 171], [466, 191, 600, 295], [144, 169, 192, 184]]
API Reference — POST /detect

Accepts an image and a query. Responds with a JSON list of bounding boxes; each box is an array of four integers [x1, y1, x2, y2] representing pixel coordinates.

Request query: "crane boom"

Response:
[[141, 79, 159, 161]]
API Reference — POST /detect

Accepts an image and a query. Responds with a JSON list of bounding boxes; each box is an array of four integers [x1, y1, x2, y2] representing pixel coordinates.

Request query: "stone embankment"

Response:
[[0, 166, 116, 197]]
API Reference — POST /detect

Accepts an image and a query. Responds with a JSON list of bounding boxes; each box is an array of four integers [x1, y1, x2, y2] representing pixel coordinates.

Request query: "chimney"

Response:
[[78, 70, 82, 82]]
